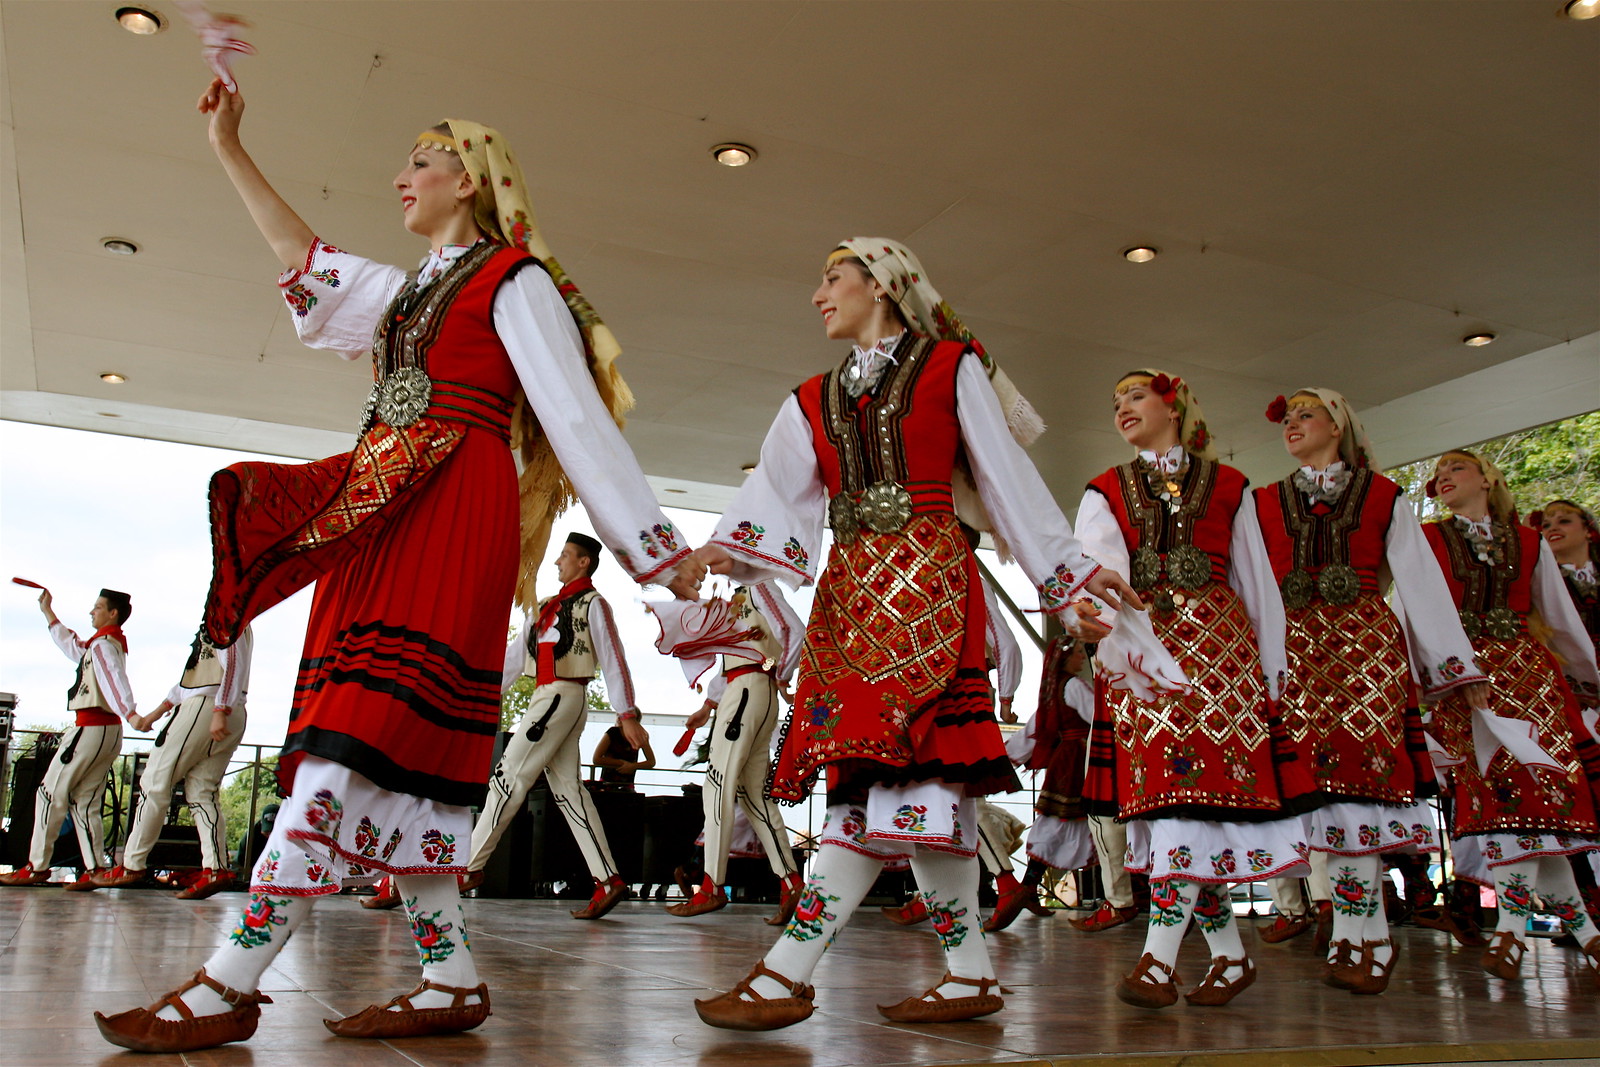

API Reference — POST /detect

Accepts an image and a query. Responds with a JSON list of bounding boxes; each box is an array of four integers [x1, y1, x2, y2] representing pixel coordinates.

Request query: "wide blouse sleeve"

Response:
[[982, 579, 1023, 702], [708, 395, 828, 589], [1531, 539, 1600, 706], [493, 267, 690, 585], [1226, 491, 1287, 701], [1383, 498, 1487, 697], [956, 354, 1101, 614], [276, 238, 407, 359]]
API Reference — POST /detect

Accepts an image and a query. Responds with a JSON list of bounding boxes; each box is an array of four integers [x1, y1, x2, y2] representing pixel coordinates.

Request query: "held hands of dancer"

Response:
[[1064, 599, 1112, 641], [1085, 568, 1144, 613], [1462, 680, 1492, 712], [666, 554, 711, 601], [197, 77, 315, 269]]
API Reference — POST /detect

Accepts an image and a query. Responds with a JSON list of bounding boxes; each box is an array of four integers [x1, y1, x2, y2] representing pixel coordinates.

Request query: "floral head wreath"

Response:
[[416, 122, 635, 609], [1116, 368, 1217, 460], [1265, 387, 1375, 469], [1426, 448, 1518, 523]]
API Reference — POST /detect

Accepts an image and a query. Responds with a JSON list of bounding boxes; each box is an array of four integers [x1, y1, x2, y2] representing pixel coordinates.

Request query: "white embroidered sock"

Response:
[[1141, 877, 1200, 974], [158, 893, 314, 1020], [1492, 859, 1540, 942], [909, 847, 996, 999], [749, 843, 882, 1000], [1327, 854, 1386, 963], [394, 874, 482, 1008], [1193, 882, 1248, 982]]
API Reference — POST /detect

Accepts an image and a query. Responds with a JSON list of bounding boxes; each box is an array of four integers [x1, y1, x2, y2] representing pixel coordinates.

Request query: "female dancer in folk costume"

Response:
[[1424, 453, 1600, 984], [1257, 389, 1488, 993], [1079, 370, 1316, 1009], [689, 238, 1141, 1030], [94, 79, 699, 1054], [1531, 499, 1600, 960]]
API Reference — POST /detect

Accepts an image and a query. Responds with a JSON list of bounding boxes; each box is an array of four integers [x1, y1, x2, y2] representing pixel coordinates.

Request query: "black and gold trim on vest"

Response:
[[1278, 468, 1373, 571], [1116, 456, 1220, 554], [1437, 520, 1528, 641], [527, 589, 597, 663], [817, 335, 939, 493], [371, 240, 500, 379]]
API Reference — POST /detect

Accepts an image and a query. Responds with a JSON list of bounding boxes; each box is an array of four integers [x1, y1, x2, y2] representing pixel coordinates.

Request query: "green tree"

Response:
[[1387, 411, 1600, 519]]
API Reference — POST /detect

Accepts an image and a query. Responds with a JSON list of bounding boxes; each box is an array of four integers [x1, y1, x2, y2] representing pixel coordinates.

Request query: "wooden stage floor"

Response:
[[1, 888, 1595, 1067]]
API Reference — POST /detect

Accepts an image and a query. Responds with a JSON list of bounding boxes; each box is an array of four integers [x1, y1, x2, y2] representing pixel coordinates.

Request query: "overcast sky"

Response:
[[1, 421, 1046, 794]]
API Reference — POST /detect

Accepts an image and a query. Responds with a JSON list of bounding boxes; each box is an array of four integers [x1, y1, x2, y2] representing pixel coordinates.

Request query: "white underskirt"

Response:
[[1124, 816, 1310, 884], [1024, 817, 1095, 871], [1303, 801, 1440, 857], [249, 756, 472, 896], [820, 781, 978, 858], [1481, 831, 1600, 870]]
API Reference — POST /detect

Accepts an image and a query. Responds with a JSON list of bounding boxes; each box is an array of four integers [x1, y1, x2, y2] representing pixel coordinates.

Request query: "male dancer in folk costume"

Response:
[[2, 588, 139, 888], [1423, 451, 1600, 985], [92, 626, 255, 899], [662, 581, 805, 922], [1080, 370, 1316, 1009], [688, 237, 1142, 1030], [456, 532, 650, 919], [93, 79, 701, 1054], [1257, 389, 1487, 993], [986, 635, 1096, 933]]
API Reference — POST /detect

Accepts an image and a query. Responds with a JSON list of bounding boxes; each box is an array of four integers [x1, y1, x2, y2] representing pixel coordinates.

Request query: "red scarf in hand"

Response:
[[533, 577, 594, 685]]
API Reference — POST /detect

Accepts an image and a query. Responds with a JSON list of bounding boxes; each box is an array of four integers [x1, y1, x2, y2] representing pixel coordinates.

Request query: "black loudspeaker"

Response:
[[1, 739, 58, 865], [478, 782, 652, 898]]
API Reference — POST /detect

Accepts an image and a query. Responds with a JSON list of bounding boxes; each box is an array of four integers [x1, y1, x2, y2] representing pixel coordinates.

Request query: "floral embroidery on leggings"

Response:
[[404, 900, 458, 964], [927, 896, 973, 949], [1193, 885, 1233, 933], [1332, 864, 1380, 918], [784, 880, 840, 943], [230, 894, 291, 948], [1149, 878, 1191, 927]]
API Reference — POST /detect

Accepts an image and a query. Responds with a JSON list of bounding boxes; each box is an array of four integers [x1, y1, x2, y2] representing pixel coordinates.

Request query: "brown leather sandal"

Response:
[[323, 980, 490, 1038], [1329, 937, 1398, 995], [94, 967, 272, 1052], [1184, 955, 1257, 1006], [877, 973, 1005, 1023], [1480, 931, 1525, 980], [695, 961, 815, 1031], [1115, 952, 1182, 1009], [1322, 938, 1357, 987]]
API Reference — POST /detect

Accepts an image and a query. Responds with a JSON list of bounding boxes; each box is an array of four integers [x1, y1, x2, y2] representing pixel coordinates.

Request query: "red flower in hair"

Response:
[[1265, 395, 1288, 423], [1425, 477, 1439, 498], [1148, 374, 1179, 405]]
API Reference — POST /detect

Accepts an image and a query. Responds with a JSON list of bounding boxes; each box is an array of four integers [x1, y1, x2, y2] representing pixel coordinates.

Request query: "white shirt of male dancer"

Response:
[[669, 581, 805, 919], [462, 534, 645, 919], [93, 627, 254, 895], [1, 589, 138, 886]]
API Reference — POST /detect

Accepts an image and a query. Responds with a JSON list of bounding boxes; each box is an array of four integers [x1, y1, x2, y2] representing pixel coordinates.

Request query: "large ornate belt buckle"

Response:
[[857, 481, 913, 534], [1165, 544, 1211, 590], [375, 366, 433, 428], [1484, 607, 1520, 641], [1280, 569, 1315, 611], [828, 492, 860, 543], [1316, 563, 1360, 605], [1130, 547, 1162, 591], [1458, 609, 1483, 639]]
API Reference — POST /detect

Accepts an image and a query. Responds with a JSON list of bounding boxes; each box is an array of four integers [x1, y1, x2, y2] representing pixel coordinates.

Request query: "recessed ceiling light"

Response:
[[1463, 332, 1496, 346], [115, 6, 165, 34], [1122, 246, 1159, 263], [1564, 0, 1599, 20], [100, 372, 128, 384], [101, 237, 140, 255], [96, 412, 123, 418], [712, 143, 756, 167], [740, 462, 757, 474], [664, 488, 687, 494]]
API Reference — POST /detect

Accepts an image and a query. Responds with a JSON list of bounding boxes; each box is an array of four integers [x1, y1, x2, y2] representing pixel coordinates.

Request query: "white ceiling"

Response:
[[2, 0, 1596, 513]]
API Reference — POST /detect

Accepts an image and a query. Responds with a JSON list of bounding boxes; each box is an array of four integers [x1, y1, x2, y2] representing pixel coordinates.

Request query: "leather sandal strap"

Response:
[[937, 973, 998, 997], [1131, 953, 1179, 984], [731, 961, 808, 1003], [417, 978, 486, 1009]]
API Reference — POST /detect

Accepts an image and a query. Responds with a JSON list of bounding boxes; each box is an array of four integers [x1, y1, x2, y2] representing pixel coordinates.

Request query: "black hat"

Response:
[[100, 588, 132, 623], [566, 532, 603, 560]]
